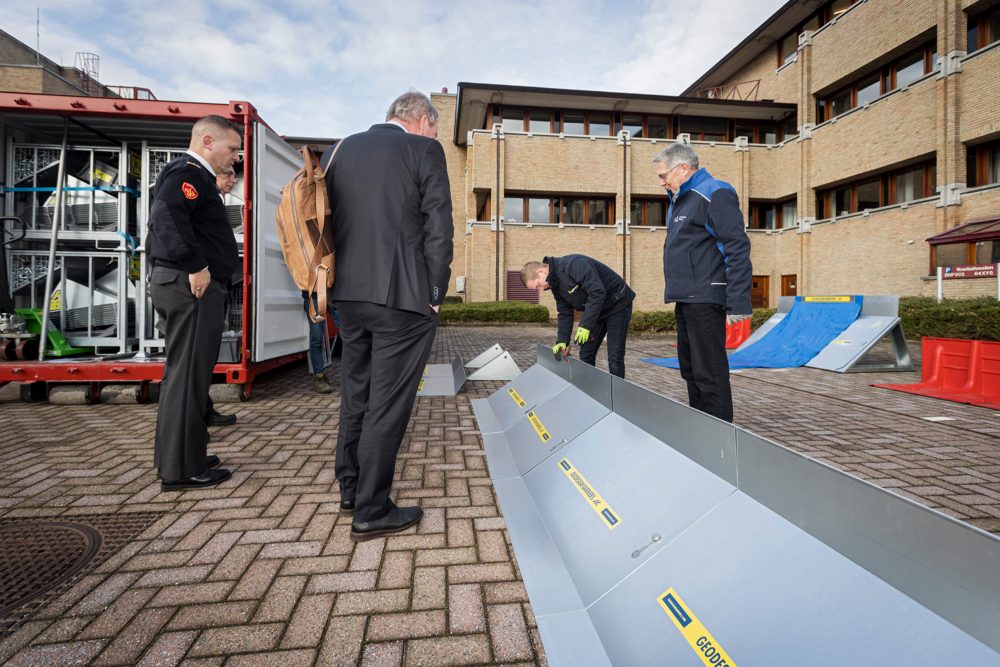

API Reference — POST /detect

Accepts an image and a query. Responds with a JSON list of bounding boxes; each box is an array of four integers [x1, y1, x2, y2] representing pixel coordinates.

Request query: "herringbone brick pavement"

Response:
[[0, 324, 997, 666]]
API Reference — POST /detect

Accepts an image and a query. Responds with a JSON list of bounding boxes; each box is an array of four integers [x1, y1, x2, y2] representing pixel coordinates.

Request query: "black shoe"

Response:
[[161, 468, 232, 491], [350, 505, 423, 542], [339, 499, 355, 516], [206, 409, 237, 426], [157, 455, 220, 480]]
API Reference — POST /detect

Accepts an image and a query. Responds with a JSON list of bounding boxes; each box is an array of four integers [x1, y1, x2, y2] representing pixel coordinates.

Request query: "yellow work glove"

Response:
[[574, 326, 590, 345], [552, 342, 567, 356]]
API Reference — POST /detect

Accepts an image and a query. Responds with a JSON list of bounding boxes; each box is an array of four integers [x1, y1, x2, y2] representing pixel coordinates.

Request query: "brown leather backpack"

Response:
[[275, 144, 339, 322]]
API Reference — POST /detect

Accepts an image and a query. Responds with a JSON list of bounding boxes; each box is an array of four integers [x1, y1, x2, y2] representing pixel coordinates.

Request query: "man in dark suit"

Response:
[[325, 92, 453, 541], [147, 115, 241, 490]]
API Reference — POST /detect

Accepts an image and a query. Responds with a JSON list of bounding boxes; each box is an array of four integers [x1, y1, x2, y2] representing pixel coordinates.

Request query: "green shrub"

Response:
[[627, 307, 776, 334], [628, 310, 676, 333], [898, 296, 1000, 341], [439, 300, 549, 324]]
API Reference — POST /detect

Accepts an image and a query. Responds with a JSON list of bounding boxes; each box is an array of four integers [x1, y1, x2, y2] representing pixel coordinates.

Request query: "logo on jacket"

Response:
[[181, 182, 199, 200], [673, 215, 687, 224]]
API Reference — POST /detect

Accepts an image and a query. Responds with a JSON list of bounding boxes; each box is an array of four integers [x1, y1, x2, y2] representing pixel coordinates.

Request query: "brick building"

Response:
[[435, 0, 1000, 313], [0, 28, 121, 98]]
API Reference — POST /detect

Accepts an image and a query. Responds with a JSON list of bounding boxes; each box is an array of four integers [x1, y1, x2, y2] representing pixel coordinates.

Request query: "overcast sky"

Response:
[[2, 1, 785, 139]]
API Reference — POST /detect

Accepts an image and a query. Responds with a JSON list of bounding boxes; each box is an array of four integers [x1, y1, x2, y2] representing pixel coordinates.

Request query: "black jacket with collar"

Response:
[[545, 254, 634, 344], [324, 123, 453, 314], [147, 155, 238, 284]]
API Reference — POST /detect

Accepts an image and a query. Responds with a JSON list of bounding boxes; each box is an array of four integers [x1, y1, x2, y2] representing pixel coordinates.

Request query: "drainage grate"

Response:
[[0, 512, 163, 640]]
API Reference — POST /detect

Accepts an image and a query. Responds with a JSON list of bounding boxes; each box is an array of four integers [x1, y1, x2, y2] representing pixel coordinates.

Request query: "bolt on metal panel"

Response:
[[736, 428, 1000, 653], [465, 343, 504, 368], [586, 491, 1000, 665], [466, 351, 521, 381], [497, 383, 611, 478], [522, 412, 735, 607]]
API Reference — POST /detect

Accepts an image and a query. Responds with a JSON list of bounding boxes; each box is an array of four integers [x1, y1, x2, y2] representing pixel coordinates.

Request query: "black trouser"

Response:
[[151, 266, 226, 481], [334, 301, 438, 522], [675, 302, 732, 422], [577, 303, 633, 378]]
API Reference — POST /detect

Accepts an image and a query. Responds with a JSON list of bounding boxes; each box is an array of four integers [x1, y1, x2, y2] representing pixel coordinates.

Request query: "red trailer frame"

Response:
[[0, 92, 306, 399]]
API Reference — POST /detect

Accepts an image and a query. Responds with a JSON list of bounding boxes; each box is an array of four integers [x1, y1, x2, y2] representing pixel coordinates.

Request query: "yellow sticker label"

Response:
[[49, 289, 61, 311], [526, 411, 550, 443], [418, 379, 425, 392], [803, 296, 851, 302], [94, 168, 115, 185], [508, 388, 526, 408], [658, 587, 737, 667], [423, 365, 429, 375], [558, 458, 621, 529]]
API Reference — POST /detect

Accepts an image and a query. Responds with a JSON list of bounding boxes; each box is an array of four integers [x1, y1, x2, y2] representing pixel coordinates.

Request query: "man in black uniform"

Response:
[[147, 115, 241, 490], [521, 255, 635, 378], [325, 92, 452, 541]]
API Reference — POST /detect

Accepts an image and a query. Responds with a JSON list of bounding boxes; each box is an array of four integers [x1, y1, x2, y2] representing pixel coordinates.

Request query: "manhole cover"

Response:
[[0, 512, 163, 640], [0, 522, 102, 617]]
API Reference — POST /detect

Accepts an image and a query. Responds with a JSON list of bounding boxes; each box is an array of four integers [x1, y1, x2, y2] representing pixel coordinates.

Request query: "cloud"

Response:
[[1, 0, 785, 138]]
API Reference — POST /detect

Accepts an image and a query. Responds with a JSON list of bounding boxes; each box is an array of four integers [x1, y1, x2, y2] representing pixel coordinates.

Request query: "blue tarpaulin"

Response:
[[642, 296, 864, 370]]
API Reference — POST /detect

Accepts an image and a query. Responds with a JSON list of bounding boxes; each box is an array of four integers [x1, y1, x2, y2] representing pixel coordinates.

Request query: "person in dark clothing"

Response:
[[147, 115, 242, 490], [521, 255, 635, 378], [325, 92, 453, 541], [654, 143, 752, 423]]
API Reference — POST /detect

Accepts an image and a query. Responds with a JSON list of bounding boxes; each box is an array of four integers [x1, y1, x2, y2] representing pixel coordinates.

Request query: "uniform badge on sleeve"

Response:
[[181, 182, 199, 200]]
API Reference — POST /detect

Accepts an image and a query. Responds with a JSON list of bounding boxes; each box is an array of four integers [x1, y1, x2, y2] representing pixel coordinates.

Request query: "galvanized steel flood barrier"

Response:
[[472, 344, 1000, 666]]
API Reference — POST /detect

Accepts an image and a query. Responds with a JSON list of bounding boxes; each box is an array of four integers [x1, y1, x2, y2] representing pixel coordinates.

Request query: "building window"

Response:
[[817, 160, 935, 218], [528, 110, 552, 133], [781, 200, 798, 228], [776, 0, 856, 67], [560, 112, 586, 135], [890, 164, 936, 203], [630, 198, 668, 226], [968, 5, 1000, 52], [749, 198, 796, 229], [679, 116, 727, 142], [816, 42, 936, 122], [501, 107, 526, 132], [505, 193, 614, 225], [967, 140, 1000, 187]]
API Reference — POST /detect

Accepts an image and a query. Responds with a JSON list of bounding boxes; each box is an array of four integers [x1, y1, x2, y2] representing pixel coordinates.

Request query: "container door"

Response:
[[252, 123, 309, 361]]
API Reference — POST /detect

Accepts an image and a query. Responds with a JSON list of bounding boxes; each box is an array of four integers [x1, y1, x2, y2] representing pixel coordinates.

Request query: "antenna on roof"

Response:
[[35, 8, 40, 65]]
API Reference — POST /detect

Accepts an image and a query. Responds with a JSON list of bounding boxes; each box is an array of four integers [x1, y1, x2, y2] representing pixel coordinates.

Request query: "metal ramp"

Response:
[[472, 345, 1000, 666], [736, 295, 912, 373], [416, 355, 466, 396], [806, 295, 913, 372], [464, 343, 521, 381]]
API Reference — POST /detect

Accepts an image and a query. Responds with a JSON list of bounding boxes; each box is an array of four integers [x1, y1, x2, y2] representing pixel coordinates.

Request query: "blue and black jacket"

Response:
[[663, 168, 752, 314]]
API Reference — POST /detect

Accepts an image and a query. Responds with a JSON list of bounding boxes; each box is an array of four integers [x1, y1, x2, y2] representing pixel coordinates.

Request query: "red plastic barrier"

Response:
[[873, 337, 1000, 410], [725, 318, 752, 349]]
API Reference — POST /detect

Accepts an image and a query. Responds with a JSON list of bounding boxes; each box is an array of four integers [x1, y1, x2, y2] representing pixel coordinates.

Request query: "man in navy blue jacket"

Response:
[[654, 143, 752, 422], [521, 255, 635, 378]]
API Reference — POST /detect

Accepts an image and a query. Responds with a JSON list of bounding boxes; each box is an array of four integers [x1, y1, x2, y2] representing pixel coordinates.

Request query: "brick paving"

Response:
[[0, 324, 998, 665]]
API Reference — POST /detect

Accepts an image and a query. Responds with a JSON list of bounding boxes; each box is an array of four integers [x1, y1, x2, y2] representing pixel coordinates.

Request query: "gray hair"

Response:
[[652, 143, 699, 171], [386, 91, 439, 124]]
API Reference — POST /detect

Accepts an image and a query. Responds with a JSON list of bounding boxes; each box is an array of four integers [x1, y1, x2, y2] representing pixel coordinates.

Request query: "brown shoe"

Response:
[[314, 373, 333, 394]]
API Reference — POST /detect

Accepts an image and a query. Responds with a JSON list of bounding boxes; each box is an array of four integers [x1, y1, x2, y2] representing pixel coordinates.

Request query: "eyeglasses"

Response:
[[657, 164, 684, 181]]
